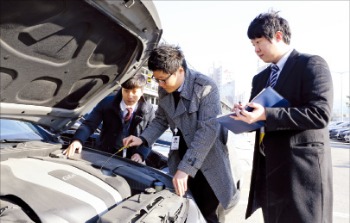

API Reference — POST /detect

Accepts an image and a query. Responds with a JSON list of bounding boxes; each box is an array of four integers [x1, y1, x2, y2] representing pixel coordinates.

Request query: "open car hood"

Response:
[[0, 142, 205, 222], [0, 0, 162, 133]]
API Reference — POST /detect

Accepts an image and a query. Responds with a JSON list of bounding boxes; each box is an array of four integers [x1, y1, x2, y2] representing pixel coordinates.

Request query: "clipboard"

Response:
[[217, 87, 289, 134]]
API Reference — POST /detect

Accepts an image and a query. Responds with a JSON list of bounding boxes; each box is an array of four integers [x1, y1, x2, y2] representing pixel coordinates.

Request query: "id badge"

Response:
[[171, 136, 180, 150], [123, 148, 127, 158]]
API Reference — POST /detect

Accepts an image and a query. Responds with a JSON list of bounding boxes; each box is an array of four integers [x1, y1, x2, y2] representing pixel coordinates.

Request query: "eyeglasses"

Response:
[[152, 73, 173, 84]]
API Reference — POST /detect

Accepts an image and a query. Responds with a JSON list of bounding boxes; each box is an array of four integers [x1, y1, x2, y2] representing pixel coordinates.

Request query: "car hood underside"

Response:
[[0, 0, 162, 132]]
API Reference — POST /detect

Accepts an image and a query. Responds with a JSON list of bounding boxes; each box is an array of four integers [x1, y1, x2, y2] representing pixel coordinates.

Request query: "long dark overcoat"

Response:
[[246, 49, 333, 223]]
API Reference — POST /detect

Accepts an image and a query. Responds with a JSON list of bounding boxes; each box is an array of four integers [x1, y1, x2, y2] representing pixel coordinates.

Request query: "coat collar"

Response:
[[257, 49, 299, 91], [274, 49, 299, 92], [158, 68, 197, 119], [180, 68, 196, 100]]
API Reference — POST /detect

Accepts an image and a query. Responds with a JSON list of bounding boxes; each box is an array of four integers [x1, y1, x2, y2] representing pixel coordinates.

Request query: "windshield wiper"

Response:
[[0, 139, 36, 143]]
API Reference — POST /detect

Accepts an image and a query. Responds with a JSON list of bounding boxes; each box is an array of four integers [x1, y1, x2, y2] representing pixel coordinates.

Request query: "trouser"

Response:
[[188, 170, 222, 223]]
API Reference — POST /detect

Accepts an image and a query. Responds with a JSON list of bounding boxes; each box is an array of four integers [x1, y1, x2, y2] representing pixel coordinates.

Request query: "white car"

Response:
[[0, 0, 206, 222]]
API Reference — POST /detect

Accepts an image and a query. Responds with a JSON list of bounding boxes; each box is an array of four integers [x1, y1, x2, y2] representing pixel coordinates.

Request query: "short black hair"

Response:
[[148, 43, 188, 74], [247, 10, 291, 44], [121, 73, 147, 89]]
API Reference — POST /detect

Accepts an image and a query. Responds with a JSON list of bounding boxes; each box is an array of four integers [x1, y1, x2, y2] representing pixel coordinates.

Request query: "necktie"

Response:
[[260, 64, 280, 156], [124, 107, 133, 122], [268, 64, 279, 88]]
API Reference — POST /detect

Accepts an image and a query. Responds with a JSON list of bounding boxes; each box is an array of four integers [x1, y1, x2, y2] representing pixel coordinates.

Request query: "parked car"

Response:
[[0, 0, 207, 222], [328, 121, 345, 130], [337, 129, 350, 142], [329, 122, 350, 139], [344, 132, 350, 143]]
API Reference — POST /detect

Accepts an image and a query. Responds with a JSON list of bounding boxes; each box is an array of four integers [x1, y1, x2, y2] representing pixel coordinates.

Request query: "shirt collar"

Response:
[[120, 99, 138, 112], [275, 48, 293, 70]]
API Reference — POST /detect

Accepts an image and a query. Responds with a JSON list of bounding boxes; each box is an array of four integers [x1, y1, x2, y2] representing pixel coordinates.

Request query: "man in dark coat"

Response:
[[232, 11, 333, 223], [63, 74, 155, 163]]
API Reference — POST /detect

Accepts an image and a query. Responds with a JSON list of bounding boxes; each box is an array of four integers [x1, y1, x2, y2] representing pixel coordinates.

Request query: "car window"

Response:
[[0, 119, 45, 141]]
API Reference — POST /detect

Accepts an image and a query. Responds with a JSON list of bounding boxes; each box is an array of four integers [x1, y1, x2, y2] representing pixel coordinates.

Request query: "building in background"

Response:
[[138, 67, 159, 107], [331, 71, 350, 122]]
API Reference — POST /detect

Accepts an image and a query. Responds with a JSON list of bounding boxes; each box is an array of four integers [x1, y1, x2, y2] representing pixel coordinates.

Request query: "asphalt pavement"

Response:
[[225, 132, 264, 223], [225, 134, 350, 223]]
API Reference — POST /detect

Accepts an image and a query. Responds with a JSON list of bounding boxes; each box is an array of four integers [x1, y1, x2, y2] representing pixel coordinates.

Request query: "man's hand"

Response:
[[123, 135, 143, 147], [131, 153, 143, 163], [63, 140, 82, 158], [231, 102, 266, 124], [173, 170, 189, 197]]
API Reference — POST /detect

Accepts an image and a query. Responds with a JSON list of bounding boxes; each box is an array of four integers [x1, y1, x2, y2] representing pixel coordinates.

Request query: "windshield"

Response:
[[0, 119, 46, 141]]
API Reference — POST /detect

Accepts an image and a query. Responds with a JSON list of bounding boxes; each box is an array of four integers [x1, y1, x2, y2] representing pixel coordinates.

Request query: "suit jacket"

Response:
[[246, 50, 333, 223], [73, 90, 155, 160], [140, 68, 240, 210]]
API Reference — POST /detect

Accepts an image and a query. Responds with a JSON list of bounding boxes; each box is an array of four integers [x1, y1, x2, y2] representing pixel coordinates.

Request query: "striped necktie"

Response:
[[260, 64, 280, 156], [268, 64, 279, 88], [124, 107, 133, 122]]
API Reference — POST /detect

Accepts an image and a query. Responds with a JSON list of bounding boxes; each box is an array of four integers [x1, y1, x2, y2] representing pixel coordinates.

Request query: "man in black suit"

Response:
[[63, 74, 155, 163], [232, 10, 333, 223]]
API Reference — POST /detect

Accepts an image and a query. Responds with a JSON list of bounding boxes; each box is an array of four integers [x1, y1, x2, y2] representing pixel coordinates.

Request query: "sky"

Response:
[[153, 1, 349, 116]]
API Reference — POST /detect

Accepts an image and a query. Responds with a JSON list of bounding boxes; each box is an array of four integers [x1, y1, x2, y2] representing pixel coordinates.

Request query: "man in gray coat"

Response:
[[123, 44, 239, 223]]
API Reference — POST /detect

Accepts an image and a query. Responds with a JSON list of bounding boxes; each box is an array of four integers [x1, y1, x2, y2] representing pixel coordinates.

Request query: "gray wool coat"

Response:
[[140, 68, 239, 210]]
